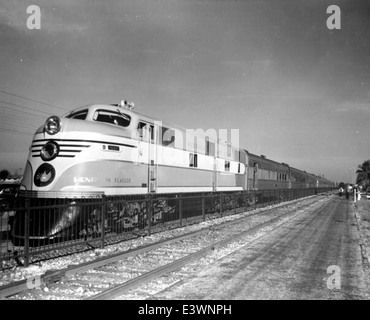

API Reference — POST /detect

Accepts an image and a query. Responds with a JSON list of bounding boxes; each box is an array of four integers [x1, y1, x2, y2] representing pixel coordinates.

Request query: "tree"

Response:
[[0, 169, 10, 181], [356, 160, 370, 188]]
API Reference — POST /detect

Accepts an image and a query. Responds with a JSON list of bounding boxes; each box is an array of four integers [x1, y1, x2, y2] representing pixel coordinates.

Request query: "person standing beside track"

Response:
[[345, 184, 352, 199], [338, 187, 344, 198]]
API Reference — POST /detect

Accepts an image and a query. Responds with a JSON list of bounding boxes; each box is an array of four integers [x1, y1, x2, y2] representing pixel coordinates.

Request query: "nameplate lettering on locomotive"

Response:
[[105, 177, 131, 183], [74, 177, 97, 184]]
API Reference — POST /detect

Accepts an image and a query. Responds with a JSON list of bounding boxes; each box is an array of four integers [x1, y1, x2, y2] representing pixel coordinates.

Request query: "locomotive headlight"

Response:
[[44, 116, 61, 135], [40, 141, 59, 161]]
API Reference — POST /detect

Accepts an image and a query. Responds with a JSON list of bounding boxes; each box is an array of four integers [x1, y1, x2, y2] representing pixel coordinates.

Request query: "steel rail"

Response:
[[0, 194, 325, 300], [86, 196, 326, 300]]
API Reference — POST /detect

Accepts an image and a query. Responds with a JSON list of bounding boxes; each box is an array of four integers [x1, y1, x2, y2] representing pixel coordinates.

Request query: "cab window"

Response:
[[93, 109, 131, 127], [66, 109, 88, 120]]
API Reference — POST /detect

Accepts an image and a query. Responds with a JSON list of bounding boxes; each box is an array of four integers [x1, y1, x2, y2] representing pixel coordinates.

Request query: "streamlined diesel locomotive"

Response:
[[11, 100, 333, 245]]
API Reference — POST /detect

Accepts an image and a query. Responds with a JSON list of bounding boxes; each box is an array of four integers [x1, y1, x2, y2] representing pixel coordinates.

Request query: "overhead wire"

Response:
[[0, 127, 34, 136], [0, 103, 46, 133], [0, 90, 66, 136], [0, 104, 49, 119], [0, 115, 38, 128], [0, 99, 55, 116], [0, 118, 40, 133], [0, 89, 69, 112]]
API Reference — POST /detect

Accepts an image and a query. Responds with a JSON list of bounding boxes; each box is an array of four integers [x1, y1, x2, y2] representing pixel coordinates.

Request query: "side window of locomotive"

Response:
[[138, 122, 147, 138], [205, 138, 210, 156], [189, 153, 198, 167], [137, 122, 154, 140], [162, 127, 175, 147], [66, 109, 88, 120], [93, 109, 131, 127], [225, 160, 230, 172]]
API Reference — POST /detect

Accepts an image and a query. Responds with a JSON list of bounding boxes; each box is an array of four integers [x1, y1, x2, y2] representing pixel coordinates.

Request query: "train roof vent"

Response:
[[261, 155, 266, 158]]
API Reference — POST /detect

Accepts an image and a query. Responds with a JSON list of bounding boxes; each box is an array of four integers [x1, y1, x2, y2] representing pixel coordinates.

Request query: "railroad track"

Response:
[[0, 194, 332, 300]]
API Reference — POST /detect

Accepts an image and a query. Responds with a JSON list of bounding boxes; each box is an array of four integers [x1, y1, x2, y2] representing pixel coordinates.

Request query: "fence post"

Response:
[[268, 190, 271, 205], [147, 196, 152, 236], [354, 189, 357, 204], [101, 195, 106, 249], [219, 193, 223, 217], [202, 195, 205, 221], [245, 191, 249, 211], [233, 194, 236, 214], [24, 198, 30, 267], [179, 196, 183, 227], [261, 191, 264, 207]]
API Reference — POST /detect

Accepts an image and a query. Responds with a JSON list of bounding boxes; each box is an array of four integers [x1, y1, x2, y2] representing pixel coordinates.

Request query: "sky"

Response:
[[0, 0, 369, 184]]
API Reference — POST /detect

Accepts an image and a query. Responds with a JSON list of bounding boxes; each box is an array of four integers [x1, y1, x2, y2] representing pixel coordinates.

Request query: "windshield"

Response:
[[66, 109, 88, 120], [93, 109, 131, 127]]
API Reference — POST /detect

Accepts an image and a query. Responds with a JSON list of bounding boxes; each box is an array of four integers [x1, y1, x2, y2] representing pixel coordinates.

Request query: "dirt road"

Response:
[[155, 195, 370, 299]]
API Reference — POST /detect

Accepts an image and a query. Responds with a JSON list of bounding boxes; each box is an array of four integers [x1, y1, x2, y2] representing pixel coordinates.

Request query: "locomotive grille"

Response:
[[31, 139, 91, 158], [31, 138, 136, 158]]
